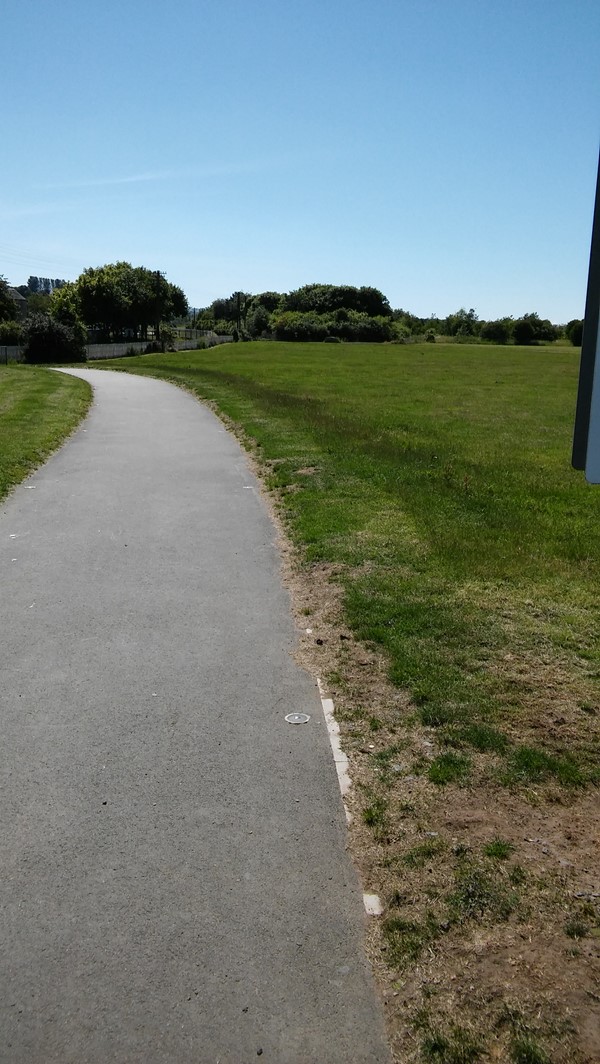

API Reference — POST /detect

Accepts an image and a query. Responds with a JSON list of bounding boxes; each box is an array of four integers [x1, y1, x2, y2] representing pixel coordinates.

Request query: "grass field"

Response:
[[93, 342, 600, 1060], [0, 365, 91, 502], [102, 341, 600, 785]]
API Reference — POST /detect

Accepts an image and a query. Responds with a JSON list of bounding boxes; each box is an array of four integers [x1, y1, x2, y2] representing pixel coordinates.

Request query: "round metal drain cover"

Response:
[[285, 712, 311, 725]]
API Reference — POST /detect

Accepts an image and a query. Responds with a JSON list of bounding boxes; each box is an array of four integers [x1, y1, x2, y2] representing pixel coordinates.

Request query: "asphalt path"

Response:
[[0, 369, 390, 1063]]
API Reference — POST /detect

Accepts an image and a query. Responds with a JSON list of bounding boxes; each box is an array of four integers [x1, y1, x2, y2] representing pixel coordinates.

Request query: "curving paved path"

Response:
[[0, 369, 390, 1063]]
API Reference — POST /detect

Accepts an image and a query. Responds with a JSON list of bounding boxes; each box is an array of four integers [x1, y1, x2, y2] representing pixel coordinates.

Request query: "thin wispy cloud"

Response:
[[0, 200, 83, 222], [37, 170, 177, 190], [35, 157, 290, 192], [0, 155, 293, 223]]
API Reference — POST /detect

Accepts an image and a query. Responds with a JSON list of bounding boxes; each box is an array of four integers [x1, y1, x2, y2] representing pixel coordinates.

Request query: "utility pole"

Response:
[[572, 150, 600, 482], [155, 270, 162, 342]]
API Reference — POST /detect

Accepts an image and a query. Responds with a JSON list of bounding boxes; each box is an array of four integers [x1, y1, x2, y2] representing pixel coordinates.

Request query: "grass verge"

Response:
[[0, 365, 91, 502]]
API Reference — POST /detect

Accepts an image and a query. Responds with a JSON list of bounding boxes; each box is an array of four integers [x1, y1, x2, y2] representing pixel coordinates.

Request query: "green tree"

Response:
[[75, 263, 187, 340], [283, 283, 391, 317], [444, 308, 480, 336], [392, 308, 426, 335], [250, 291, 282, 313], [566, 319, 584, 346], [513, 318, 535, 345], [271, 310, 329, 341], [246, 304, 271, 338], [49, 282, 81, 326], [480, 318, 512, 344], [27, 292, 51, 314], [513, 313, 559, 345], [0, 320, 23, 344], [23, 314, 86, 363], [0, 277, 18, 323]]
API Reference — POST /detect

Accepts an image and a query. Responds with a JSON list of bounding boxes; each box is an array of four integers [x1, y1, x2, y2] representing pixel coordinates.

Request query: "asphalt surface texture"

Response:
[[0, 368, 391, 1064]]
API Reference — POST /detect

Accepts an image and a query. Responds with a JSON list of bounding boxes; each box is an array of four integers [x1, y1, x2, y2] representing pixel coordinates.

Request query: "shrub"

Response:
[[513, 319, 535, 345], [514, 313, 559, 346], [0, 320, 23, 345], [271, 310, 329, 342], [480, 319, 512, 344], [23, 314, 86, 363], [159, 322, 177, 351], [246, 304, 271, 338], [392, 320, 411, 341], [566, 319, 584, 346]]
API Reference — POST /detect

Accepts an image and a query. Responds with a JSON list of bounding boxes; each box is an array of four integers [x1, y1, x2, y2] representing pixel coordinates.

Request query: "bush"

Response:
[[246, 304, 271, 338], [0, 320, 23, 345], [23, 314, 86, 363], [271, 310, 329, 342], [514, 313, 559, 346], [513, 319, 535, 345], [392, 320, 411, 341], [566, 319, 584, 346], [159, 322, 177, 351], [480, 319, 512, 344]]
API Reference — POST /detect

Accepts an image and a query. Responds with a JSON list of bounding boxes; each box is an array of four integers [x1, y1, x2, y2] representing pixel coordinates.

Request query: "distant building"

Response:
[[8, 288, 28, 319]]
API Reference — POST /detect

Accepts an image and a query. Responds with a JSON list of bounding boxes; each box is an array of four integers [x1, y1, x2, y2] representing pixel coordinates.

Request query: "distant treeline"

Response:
[[17, 277, 68, 296], [0, 263, 187, 353], [191, 285, 583, 346]]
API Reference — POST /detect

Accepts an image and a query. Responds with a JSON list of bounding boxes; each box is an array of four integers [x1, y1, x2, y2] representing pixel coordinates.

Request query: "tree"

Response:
[[49, 282, 81, 328], [49, 283, 86, 346], [271, 310, 329, 341], [566, 319, 584, 346], [0, 277, 18, 323], [23, 314, 86, 363], [0, 320, 23, 344], [480, 318, 512, 344], [513, 318, 535, 345], [209, 292, 251, 328], [27, 292, 51, 314], [444, 308, 480, 336], [26, 276, 67, 295], [250, 291, 282, 313], [246, 304, 271, 338], [392, 308, 426, 335], [513, 312, 559, 345], [74, 263, 188, 340], [282, 283, 392, 317]]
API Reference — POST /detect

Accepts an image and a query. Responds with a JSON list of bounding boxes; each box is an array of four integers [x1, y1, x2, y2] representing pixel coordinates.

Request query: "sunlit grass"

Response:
[[0, 366, 91, 501]]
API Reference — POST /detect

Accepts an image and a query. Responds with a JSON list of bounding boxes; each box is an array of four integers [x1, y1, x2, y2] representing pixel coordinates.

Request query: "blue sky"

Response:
[[2, 0, 599, 321]]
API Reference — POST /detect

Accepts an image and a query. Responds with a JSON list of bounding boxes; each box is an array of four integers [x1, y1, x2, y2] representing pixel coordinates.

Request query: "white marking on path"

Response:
[[317, 677, 383, 918]]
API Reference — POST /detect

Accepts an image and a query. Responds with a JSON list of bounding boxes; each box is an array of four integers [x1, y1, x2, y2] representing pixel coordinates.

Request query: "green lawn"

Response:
[[101, 341, 600, 786], [0, 365, 91, 502]]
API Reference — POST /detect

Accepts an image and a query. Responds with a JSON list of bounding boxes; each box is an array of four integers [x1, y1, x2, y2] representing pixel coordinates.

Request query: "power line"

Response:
[[0, 242, 81, 273]]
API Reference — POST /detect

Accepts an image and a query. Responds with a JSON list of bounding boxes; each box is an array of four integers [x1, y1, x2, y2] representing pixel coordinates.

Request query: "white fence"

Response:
[[86, 342, 147, 359], [1, 334, 233, 365], [1, 346, 24, 363]]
